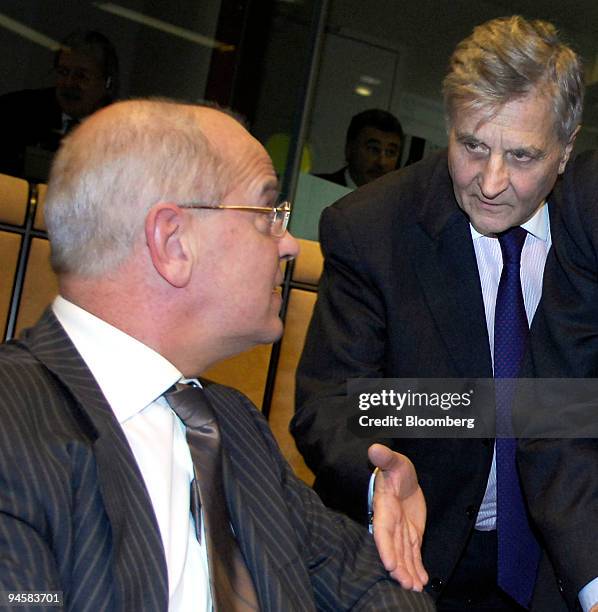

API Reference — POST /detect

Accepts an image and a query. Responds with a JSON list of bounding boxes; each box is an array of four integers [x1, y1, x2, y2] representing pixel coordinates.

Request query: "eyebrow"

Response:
[[455, 131, 480, 144], [510, 146, 546, 159], [455, 132, 546, 158], [260, 180, 280, 201], [366, 138, 399, 147]]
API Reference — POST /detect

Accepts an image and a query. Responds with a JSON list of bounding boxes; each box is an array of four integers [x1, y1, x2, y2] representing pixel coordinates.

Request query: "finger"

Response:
[[403, 520, 428, 588], [406, 504, 428, 585], [400, 520, 421, 591], [391, 565, 415, 591], [413, 546, 429, 587], [389, 541, 415, 590], [388, 530, 414, 592], [372, 506, 399, 572], [374, 504, 420, 590], [390, 521, 428, 591], [373, 524, 398, 573]]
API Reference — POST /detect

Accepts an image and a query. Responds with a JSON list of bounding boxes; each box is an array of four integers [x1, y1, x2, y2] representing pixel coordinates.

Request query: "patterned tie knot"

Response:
[[497, 226, 527, 266], [165, 383, 216, 430]]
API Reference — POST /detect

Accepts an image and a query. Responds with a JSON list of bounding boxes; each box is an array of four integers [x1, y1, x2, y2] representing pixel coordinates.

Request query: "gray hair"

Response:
[[442, 15, 584, 142], [45, 99, 229, 276]]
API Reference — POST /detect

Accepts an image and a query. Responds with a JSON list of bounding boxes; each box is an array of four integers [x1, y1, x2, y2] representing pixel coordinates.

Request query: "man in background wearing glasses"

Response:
[[0, 29, 118, 180], [0, 99, 434, 611]]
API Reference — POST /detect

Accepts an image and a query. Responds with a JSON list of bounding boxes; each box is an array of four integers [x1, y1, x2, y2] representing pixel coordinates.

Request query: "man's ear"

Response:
[[145, 203, 193, 288], [559, 125, 581, 174]]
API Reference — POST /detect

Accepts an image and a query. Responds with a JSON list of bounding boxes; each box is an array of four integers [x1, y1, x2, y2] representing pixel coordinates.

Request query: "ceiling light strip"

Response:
[[94, 2, 234, 51], [0, 13, 61, 51]]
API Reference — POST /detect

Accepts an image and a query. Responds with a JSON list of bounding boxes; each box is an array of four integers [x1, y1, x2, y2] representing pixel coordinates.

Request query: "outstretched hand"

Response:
[[368, 443, 428, 591]]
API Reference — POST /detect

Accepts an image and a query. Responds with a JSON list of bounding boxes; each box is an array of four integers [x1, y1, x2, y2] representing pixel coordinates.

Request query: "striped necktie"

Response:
[[165, 383, 259, 611]]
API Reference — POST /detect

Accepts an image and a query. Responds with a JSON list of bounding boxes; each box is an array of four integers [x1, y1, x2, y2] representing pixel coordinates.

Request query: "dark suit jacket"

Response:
[[0, 309, 433, 612], [518, 150, 598, 610], [293, 150, 566, 606], [0, 87, 63, 177], [315, 167, 349, 187]]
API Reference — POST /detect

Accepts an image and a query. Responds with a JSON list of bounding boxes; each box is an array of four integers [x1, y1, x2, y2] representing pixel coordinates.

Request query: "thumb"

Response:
[[368, 443, 397, 471]]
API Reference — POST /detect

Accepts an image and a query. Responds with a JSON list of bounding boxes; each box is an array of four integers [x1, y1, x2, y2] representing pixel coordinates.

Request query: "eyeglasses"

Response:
[[179, 201, 292, 237]]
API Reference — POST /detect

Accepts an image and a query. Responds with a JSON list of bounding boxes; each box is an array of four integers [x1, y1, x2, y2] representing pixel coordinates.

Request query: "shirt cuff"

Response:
[[579, 577, 598, 612], [367, 468, 379, 534]]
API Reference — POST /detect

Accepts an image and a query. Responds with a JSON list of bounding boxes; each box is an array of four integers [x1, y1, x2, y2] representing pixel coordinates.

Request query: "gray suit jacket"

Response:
[[0, 309, 434, 611]]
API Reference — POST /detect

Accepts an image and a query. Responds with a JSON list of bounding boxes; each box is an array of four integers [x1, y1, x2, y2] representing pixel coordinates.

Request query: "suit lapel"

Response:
[[406, 157, 493, 378], [203, 384, 313, 611], [546, 183, 562, 250], [18, 309, 168, 610]]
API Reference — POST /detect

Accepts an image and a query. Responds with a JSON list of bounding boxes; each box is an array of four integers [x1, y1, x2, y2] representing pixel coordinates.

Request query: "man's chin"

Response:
[[239, 318, 284, 351], [58, 103, 85, 119], [262, 319, 284, 345], [468, 209, 515, 236], [56, 96, 90, 120]]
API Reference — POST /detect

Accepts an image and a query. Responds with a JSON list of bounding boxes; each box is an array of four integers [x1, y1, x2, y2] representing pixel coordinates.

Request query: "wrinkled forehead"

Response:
[[361, 126, 400, 140], [197, 108, 277, 186], [351, 125, 400, 145], [225, 144, 279, 202], [195, 107, 249, 147], [447, 85, 558, 129]]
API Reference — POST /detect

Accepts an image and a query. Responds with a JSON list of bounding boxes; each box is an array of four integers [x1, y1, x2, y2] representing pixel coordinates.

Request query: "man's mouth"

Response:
[[58, 89, 82, 102], [474, 195, 510, 209]]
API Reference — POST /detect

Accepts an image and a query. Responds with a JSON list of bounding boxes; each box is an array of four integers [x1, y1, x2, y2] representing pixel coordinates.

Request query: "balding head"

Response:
[[46, 99, 232, 277], [44, 99, 298, 374]]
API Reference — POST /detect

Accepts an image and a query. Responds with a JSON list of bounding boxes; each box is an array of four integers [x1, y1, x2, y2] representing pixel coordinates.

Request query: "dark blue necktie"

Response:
[[494, 226, 540, 608]]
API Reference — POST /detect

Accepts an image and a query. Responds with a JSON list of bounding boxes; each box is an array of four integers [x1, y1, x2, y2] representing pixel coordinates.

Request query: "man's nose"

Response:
[[58, 74, 74, 89], [279, 230, 300, 262], [479, 154, 509, 199], [56, 69, 82, 89], [381, 152, 398, 170]]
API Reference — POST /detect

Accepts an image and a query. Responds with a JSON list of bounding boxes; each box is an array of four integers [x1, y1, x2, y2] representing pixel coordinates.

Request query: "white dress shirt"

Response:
[[344, 167, 358, 189], [52, 296, 211, 611]]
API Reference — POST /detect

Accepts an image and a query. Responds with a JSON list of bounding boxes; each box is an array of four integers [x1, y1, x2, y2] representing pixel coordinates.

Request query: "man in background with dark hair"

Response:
[[317, 108, 404, 187], [0, 29, 119, 179]]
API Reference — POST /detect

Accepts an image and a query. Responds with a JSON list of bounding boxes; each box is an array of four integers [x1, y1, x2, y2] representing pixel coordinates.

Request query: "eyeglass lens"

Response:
[[271, 208, 290, 236]]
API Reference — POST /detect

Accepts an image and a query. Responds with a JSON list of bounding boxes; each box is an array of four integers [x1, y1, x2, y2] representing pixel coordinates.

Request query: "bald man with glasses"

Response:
[[0, 99, 433, 612]]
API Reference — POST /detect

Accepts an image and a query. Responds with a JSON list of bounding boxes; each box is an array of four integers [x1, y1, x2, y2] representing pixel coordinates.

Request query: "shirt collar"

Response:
[[52, 295, 182, 424], [469, 201, 550, 242], [344, 167, 358, 189]]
